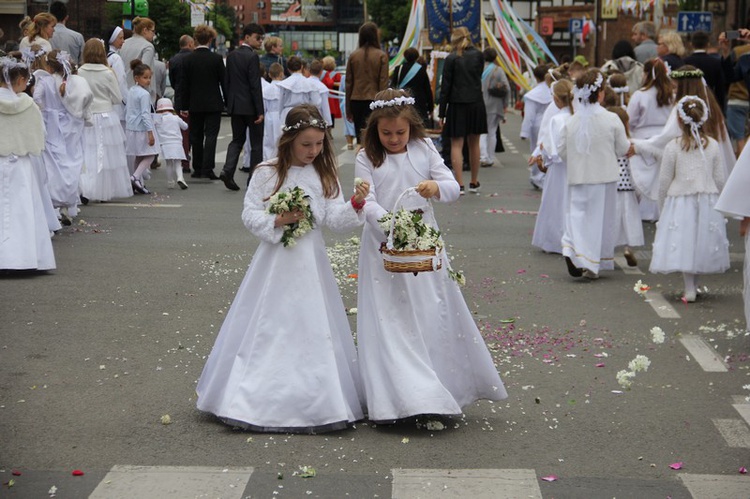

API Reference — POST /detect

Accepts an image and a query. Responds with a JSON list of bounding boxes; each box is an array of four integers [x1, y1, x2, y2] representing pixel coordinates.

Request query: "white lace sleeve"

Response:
[[355, 151, 388, 231], [322, 181, 364, 234], [242, 165, 284, 244]]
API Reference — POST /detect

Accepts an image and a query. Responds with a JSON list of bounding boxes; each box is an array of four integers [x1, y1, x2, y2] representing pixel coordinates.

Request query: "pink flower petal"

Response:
[[541, 475, 558, 482], [517, 269, 526, 274], [72, 469, 85, 476], [739, 466, 748, 474], [595, 363, 605, 367], [669, 462, 683, 470], [539, 274, 549, 278], [681, 296, 688, 305]]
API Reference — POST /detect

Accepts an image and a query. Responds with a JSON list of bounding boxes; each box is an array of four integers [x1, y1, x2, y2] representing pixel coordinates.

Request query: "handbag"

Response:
[[488, 84, 508, 98]]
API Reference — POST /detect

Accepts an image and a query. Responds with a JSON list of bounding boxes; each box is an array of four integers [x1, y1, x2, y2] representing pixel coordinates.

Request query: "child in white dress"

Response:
[[354, 88, 507, 424], [35, 50, 92, 225], [276, 56, 319, 126], [0, 55, 55, 271], [607, 106, 644, 266], [521, 64, 553, 189], [196, 104, 370, 433], [154, 98, 188, 190], [124, 59, 159, 195], [77, 39, 132, 202], [560, 69, 632, 279], [531, 79, 574, 254], [715, 133, 750, 330], [649, 96, 729, 302]]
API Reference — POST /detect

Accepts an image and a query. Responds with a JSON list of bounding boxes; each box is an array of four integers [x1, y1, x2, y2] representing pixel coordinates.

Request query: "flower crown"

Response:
[[572, 72, 603, 103], [281, 117, 329, 132], [56, 51, 73, 77], [676, 95, 708, 128], [670, 68, 704, 80], [21, 46, 46, 66], [369, 96, 415, 111], [0, 56, 28, 89]]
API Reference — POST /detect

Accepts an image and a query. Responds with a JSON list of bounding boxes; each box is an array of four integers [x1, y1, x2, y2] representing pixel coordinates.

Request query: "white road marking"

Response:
[[391, 468, 542, 499], [732, 399, 750, 427], [89, 465, 254, 499], [679, 472, 750, 497], [614, 256, 644, 275], [712, 419, 750, 448], [645, 292, 681, 319], [679, 334, 729, 372], [96, 203, 184, 208]]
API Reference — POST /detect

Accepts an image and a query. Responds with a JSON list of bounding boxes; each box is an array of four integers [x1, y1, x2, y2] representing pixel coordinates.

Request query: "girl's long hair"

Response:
[[673, 65, 726, 142], [641, 58, 673, 107], [361, 88, 427, 168], [273, 104, 339, 198], [552, 79, 574, 115], [450, 27, 473, 56], [677, 98, 708, 151]]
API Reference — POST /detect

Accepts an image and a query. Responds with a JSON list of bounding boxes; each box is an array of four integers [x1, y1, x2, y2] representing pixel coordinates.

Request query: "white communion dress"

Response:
[[196, 162, 366, 433], [354, 139, 508, 422]]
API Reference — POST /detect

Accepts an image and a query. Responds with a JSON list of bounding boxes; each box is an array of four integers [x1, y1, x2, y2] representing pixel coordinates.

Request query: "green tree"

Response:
[[105, 0, 236, 60], [368, 0, 410, 43]]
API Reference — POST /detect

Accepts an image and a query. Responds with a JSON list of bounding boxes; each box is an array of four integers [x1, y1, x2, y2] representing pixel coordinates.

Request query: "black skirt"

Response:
[[444, 100, 488, 137]]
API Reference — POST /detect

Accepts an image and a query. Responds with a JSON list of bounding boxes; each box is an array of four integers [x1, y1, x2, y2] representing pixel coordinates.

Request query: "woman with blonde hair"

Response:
[[118, 17, 156, 95], [657, 31, 685, 70], [438, 26, 487, 194], [19, 13, 56, 52]]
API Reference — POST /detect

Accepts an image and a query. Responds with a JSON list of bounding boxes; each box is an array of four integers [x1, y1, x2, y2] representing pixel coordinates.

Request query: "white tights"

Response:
[[133, 155, 155, 181]]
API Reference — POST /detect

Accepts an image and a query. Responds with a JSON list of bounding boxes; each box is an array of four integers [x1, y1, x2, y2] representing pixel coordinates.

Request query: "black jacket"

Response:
[[168, 48, 191, 111], [179, 47, 226, 113], [684, 51, 726, 108], [438, 46, 484, 118], [225, 45, 264, 117]]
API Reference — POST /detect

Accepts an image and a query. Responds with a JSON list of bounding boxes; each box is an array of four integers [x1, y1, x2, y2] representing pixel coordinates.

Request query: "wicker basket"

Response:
[[380, 188, 442, 276]]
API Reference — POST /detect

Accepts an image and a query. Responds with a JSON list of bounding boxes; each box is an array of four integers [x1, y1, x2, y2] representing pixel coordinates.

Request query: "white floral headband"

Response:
[[572, 72, 603, 104], [0, 56, 28, 91], [21, 46, 46, 67], [676, 95, 709, 161], [281, 117, 329, 132], [369, 96, 415, 110], [56, 51, 72, 78]]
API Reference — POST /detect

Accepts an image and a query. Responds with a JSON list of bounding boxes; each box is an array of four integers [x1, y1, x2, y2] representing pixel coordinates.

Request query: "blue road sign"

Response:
[[677, 11, 712, 33], [569, 18, 584, 34]]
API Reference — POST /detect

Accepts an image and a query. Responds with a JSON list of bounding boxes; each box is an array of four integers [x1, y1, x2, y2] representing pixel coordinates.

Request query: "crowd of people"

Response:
[[1, 7, 749, 431]]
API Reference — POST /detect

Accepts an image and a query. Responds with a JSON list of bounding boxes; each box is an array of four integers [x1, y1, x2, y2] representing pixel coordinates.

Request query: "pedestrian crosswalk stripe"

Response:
[[679, 472, 750, 497], [732, 399, 750, 427], [645, 291, 681, 319], [679, 335, 728, 372], [96, 203, 184, 208], [712, 418, 750, 448], [88, 465, 254, 499], [391, 468, 542, 499]]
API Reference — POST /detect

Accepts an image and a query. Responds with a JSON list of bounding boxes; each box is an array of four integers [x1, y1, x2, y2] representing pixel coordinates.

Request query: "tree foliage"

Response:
[[105, 0, 236, 60], [368, 0, 411, 43]]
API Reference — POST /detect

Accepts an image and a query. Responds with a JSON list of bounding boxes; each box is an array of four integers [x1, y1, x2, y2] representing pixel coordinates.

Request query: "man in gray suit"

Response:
[[632, 21, 658, 64], [49, 1, 84, 64], [220, 23, 265, 191]]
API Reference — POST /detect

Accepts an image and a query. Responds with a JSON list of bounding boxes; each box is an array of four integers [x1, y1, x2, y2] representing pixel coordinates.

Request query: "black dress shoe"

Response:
[[564, 256, 583, 277], [239, 167, 251, 173], [220, 172, 240, 191], [204, 171, 220, 180]]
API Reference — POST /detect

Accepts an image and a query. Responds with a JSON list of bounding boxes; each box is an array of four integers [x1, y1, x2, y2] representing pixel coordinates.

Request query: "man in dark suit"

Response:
[[684, 31, 726, 110], [220, 23, 266, 191], [169, 34, 194, 173], [178, 24, 226, 180]]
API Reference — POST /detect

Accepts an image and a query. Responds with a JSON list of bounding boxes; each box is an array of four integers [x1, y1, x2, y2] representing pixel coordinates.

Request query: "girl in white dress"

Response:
[[650, 96, 729, 302], [34, 50, 92, 225], [77, 39, 132, 202], [607, 106, 644, 266], [715, 134, 750, 330], [0, 55, 55, 271], [560, 69, 632, 279], [154, 98, 188, 189], [355, 88, 507, 424], [124, 59, 159, 195], [276, 56, 320, 126], [626, 58, 674, 221], [197, 104, 370, 433], [520, 64, 553, 189], [531, 78, 574, 254]]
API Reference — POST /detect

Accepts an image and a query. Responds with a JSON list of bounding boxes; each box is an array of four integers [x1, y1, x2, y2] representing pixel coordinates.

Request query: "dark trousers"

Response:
[[189, 111, 221, 175], [180, 113, 191, 171], [223, 114, 264, 179], [350, 100, 373, 144]]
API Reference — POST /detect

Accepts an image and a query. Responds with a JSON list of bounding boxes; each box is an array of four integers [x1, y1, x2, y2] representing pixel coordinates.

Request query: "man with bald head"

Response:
[[169, 35, 195, 172]]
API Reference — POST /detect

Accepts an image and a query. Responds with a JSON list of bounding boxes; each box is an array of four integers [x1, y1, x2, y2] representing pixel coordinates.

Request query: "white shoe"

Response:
[[583, 270, 599, 280], [683, 290, 696, 302], [177, 179, 188, 190]]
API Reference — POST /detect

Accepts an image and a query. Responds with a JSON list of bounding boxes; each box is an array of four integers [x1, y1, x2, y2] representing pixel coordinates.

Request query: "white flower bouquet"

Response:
[[267, 186, 315, 247]]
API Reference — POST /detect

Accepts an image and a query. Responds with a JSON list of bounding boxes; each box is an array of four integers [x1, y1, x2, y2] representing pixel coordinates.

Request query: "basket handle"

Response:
[[386, 187, 433, 250]]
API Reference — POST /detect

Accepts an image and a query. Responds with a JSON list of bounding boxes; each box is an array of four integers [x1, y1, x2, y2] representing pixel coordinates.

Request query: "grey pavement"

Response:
[[1, 113, 749, 498]]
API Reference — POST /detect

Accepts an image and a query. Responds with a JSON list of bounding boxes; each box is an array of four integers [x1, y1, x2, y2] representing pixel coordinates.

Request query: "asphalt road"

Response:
[[1, 113, 749, 499]]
